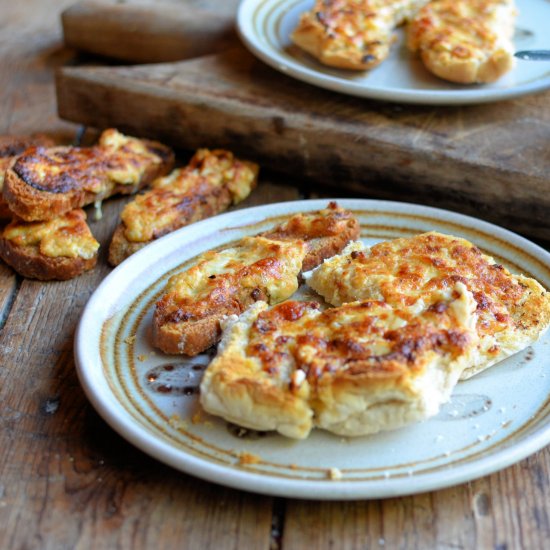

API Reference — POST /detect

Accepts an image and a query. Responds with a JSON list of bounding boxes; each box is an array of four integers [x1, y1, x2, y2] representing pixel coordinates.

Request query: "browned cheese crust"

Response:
[[200, 290, 477, 438], [108, 149, 259, 266], [0, 209, 99, 280], [153, 203, 360, 356], [261, 201, 360, 272], [0, 134, 55, 221], [3, 129, 174, 222], [407, 0, 516, 84], [153, 237, 307, 356], [306, 232, 550, 379], [291, 0, 429, 70]]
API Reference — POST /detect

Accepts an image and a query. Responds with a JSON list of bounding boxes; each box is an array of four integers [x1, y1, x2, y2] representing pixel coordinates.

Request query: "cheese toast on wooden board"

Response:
[[56, 48, 550, 242], [0, 134, 55, 221], [108, 149, 259, 266], [292, 0, 430, 70], [0, 209, 99, 280], [305, 232, 550, 379], [407, 0, 516, 84], [153, 203, 360, 356], [3, 129, 174, 222]]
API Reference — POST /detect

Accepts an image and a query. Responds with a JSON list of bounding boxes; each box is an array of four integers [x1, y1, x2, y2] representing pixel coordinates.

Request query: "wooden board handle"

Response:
[[61, 1, 239, 63]]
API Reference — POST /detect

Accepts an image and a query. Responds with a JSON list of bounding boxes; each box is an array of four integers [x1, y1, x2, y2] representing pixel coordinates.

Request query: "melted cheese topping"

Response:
[[292, 0, 429, 70], [407, 0, 516, 82], [99, 129, 163, 185], [156, 237, 307, 325], [306, 232, 550, 378], [13, 129, 168, 195], [200, 284, 477, 438], [247, 287, 475, 379], [3, 209, 99, 259], [121, 149, 258, 242]]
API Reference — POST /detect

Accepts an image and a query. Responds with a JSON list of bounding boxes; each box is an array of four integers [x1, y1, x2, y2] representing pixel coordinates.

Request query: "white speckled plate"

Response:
[[237, 0, 550, 105], [75, 199, 550, 499]]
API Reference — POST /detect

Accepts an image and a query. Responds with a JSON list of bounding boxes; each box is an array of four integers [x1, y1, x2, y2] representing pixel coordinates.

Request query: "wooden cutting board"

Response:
[[56, 45, 550, 241]]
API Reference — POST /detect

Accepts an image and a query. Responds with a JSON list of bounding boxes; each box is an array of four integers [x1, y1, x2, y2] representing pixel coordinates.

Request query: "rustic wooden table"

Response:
[[1, 1, 550, 549]]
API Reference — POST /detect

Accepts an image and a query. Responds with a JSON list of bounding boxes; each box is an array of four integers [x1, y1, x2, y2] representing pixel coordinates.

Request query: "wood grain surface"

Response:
[[2, 1, 550, 549], [56, 46, 550, 241], [62, 0, 240, 63]]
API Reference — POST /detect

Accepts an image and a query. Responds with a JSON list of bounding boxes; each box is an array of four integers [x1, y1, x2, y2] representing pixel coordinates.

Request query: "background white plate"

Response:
[[75, 199, 550, 499], [237, 0, 550, 105]]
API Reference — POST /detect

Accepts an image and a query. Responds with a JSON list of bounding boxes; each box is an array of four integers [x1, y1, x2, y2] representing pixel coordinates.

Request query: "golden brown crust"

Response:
[[200, 287, 477, 439], [152, 203, 360, 356], [261, 201, 360, 272], [291, 0, 429, 70], [0, 134, 56, 221], [407, 0, 516, 84], [3, 129, 174, 222], [306, 232, 550, 379], [108, 149, 258, 266], [108, 225, 147, 266], [153, 237, 307, 355], [0, 209, 98, 280]]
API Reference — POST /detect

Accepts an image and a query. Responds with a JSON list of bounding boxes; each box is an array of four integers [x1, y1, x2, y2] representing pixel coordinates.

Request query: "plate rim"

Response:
[[75, 198, 550, 499], [236, 0, 550, 106]]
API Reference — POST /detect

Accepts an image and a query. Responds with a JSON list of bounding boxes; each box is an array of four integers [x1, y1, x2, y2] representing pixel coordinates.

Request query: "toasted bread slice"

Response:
[[0, 134, 55, 221], [153, 203, 360, 356], [200, 284, 477, 439], [260, 201, 360, 272], [407, 0, 516, 84], [108, 149, 258, 266], [0, 209, 99, 280], [3, 129, 174, 222], [305, 232, 550, 379], [153, 236, 307, 355], [291, 0, 429, 70]]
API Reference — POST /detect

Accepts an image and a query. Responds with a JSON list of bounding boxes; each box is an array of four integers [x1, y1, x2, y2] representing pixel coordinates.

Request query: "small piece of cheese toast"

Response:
[[3, 129, 174, 222], [154, 236, 307, 356], [305, 232, 550, 379], [108, 149, 258, 266], [200, 284, 477, 439], [0, 209, 99, 280], [407, 0, 516, 84]]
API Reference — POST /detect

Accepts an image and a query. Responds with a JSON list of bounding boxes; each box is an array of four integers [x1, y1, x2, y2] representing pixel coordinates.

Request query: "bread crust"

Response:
[[407, 0, 516, 84], [108, 149, 258, 266], [0, 237, 97, 280], [261, 201, 360, 272], [200, 287, 477, 439], [3, 129, 174, 222], [0, 209, 98, 280], [153, 203, 360, 356], [108, 225, 147, 266], [0, 134, 56, 221], [153, 237, 307, 356]]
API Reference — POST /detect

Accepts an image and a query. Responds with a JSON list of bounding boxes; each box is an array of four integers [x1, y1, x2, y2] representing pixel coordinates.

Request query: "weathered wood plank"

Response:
[[0, 2, 282, 548], [282, 458, 550, 550], [56, 47, 550, 240]]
